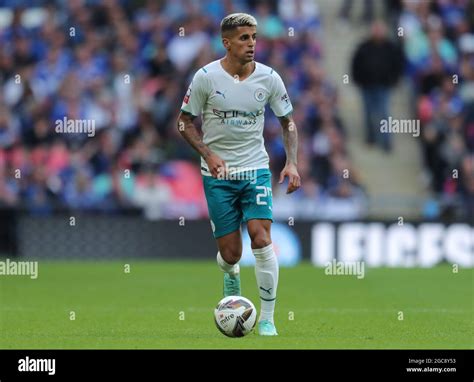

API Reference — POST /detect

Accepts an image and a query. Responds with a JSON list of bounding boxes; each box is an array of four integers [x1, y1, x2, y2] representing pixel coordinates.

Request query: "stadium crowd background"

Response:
[[0, 0, 472, 220]]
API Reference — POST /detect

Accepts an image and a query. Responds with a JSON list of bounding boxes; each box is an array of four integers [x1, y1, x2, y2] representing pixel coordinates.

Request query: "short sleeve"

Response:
[[180, 69, 208, 117], [269, 71, 293, 117]]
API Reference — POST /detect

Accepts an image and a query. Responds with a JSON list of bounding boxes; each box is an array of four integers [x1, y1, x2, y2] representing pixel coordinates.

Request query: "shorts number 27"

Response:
[[256, 186, 272, 205]]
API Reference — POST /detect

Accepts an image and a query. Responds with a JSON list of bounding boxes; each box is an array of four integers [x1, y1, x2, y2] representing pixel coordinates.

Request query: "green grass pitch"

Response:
[[0, 261, 471, 349]]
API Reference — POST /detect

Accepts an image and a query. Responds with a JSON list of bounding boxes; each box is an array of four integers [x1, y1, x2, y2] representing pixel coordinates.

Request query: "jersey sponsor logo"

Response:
[[212, 109, 264, 119], [254, 88, 267, 102], [224, 119, 256, 126], [281, 93, 289, 104], [183, 87, 191, 104], [212, 108, 264, 126]]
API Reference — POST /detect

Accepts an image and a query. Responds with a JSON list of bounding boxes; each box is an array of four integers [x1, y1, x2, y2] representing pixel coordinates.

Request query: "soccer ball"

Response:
[[214, 296, 257, 337]]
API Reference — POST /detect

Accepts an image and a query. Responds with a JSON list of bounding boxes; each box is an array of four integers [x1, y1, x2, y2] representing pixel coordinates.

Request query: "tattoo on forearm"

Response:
[[280, 116, 298, 165], [178, 117, 212, 159]]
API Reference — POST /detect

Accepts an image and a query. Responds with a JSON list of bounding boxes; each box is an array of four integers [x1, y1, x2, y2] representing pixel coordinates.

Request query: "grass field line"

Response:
[[1, 306, 470, 314]]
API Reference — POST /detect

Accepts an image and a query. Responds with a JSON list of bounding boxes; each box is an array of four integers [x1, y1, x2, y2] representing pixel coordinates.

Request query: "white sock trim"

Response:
[[216, 252, 239, 275], [252, 243, 273, 260]]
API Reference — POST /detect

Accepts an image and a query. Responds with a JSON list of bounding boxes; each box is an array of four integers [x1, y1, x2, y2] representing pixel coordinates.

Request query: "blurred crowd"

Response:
[[0, 0, 367, 220], [0, 0, 471, 220], [347, 0, 473, 219], [397, 0, 474, 219]]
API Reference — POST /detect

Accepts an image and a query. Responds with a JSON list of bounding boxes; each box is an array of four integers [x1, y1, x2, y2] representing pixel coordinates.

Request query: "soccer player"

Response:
[[177, 13, 300, 336]]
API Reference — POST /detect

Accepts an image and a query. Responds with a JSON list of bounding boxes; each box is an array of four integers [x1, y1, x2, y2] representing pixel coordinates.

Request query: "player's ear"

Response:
[[221, 29, 234, 51], [222, 37, 231, 51]]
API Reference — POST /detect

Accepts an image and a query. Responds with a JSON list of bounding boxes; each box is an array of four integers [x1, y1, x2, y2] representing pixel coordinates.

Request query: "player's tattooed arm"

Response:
[[278, 114, 301, 194], [278, 114, 298, 166], [177, 111, 212, 159], [177, 111, 226, 178]]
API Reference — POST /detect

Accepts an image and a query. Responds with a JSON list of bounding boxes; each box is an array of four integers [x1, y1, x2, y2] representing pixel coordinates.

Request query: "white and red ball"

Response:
[[214, 296, 257, 337]]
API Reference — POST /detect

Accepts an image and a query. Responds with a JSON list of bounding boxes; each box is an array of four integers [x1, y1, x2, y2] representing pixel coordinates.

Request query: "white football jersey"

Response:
[[181, 59, 293, 176]]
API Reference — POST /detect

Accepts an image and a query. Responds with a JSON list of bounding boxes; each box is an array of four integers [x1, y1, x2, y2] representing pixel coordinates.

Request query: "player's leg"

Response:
[[362, 87, 376, 145], [217, 228, 242, 265], [202, 175, 243, 296], [241, 169, 278, 336], [216, 229, 242, 296], [247, 219, 278, 336]]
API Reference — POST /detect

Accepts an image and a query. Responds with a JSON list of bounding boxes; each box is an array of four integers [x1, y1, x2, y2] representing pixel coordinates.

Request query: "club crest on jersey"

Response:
[[254, 88, 267, 102]]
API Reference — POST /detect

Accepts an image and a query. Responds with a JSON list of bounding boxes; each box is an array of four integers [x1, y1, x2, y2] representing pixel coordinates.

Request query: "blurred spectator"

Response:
[[352, 20, 404, 152], [278, 0, 320, 35], [339, 0, 374, 24], [0, 106, 21, 148], [132, 165, 171, 220]]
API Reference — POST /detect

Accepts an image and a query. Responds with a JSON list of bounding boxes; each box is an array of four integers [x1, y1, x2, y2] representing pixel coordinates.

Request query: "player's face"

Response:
[[223, 26, 257, 64]]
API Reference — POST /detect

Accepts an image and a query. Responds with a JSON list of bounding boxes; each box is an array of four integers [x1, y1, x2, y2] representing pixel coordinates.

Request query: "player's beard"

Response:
[[240, 54, 254, 65], [245, 52, 254, 62]]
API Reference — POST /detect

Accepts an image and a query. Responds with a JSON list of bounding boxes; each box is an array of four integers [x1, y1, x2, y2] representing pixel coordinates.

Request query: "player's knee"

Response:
[[220, 248, 242, 265], [250, 230, 271, 249]]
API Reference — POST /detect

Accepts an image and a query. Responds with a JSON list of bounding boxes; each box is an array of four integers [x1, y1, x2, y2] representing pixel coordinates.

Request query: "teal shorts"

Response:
[[203, 168, 273, 238]]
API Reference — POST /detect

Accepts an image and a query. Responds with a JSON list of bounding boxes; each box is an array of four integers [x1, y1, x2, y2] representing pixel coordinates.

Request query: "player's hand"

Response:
[[279, 163, 301, 194], [206, 153, 227, 178]]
